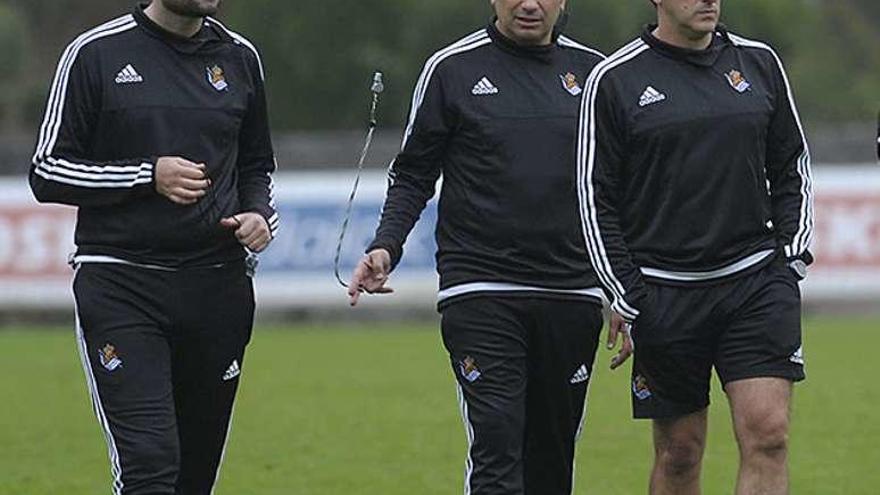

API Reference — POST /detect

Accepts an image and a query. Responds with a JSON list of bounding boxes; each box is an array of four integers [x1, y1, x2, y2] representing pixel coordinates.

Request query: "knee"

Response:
[[738, 411, 790, 459], [120, 437, 180, 492], [477, 408, 523, 443], [655, 439, 704, 479]]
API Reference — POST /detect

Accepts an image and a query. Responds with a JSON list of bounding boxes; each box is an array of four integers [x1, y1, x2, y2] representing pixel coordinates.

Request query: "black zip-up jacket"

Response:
[[30, 5, 278, 268], [577, 27, 813, 322], [368, 22, 605, 306]]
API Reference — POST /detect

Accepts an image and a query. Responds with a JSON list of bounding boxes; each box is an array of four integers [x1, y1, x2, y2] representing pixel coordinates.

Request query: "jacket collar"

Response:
[[640, 24, 730, 68], [134, 3, 229, 53], [487, 18, 560, 64]]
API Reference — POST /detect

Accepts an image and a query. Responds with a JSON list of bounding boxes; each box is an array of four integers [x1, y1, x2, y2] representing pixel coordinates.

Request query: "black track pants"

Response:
[[72, 261, 254, 495], [441, 295, 604, 495]]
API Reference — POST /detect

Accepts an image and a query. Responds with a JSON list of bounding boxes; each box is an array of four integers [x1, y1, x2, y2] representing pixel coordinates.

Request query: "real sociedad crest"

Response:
[[725, 69, 751, 93], [207, 65, 228, 91], [459, 356, 482, 383], [98, 343, 123, 372], [632, 374, 652, 400], [559, 72, 583, 96]]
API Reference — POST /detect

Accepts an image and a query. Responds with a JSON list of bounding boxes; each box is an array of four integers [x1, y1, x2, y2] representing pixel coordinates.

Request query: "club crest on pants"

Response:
[[98, 343, 123, 372], [632, 374, 652, 400], [459, 356, 482, 383]]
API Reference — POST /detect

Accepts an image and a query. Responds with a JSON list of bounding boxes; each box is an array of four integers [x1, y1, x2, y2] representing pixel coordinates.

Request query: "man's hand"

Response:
[[607, 311, 634, 370], [155, 157, 209, 205], [348, 248, 393, 306], [220, 212, 271, 252]]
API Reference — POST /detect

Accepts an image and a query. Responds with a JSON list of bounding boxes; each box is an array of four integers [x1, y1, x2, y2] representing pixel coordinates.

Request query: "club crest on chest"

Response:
[[206, 65, 228, 91], [725, 69, 751, 93], [559, 72, 582, 96]]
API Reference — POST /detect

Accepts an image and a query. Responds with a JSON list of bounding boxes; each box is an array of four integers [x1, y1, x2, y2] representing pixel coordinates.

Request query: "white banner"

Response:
[[1, 166, 878, 310]]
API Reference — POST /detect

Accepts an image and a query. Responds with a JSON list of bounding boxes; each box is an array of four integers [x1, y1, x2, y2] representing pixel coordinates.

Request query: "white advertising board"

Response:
[[0, 167, 878, 311]]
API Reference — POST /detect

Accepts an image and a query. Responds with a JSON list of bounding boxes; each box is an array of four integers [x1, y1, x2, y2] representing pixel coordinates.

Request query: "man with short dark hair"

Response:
[[349, 1, 614, 493], [578, 0, 812, 494], [30, 1, 278, 493]]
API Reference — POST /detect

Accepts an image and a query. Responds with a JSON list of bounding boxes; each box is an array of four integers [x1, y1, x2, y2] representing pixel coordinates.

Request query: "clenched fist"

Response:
[[154, 157, 209, 205], [220, 212, 272, 252]]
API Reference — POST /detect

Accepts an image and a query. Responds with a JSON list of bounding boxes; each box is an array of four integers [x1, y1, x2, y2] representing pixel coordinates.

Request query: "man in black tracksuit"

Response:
[[29, 1, 277, 493], [578, 0, 812, 493], [348, 1, 609, 494]]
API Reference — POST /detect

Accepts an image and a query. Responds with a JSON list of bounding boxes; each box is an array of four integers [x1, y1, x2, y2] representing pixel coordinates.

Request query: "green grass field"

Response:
[[1, 317, 878, 494]]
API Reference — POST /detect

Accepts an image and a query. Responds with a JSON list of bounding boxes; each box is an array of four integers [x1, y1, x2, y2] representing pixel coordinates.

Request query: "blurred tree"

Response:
[[818, 0, 880, 120], [5, 0, 132, 128], [202, 0, 880, 129], [0, 0, 876, 132], [0, 3, 28, 129]]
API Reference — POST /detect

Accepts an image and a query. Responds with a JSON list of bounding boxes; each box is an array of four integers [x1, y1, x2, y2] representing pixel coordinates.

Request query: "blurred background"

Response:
[[0, 0, 878, 165], [0, 1, 878, 494]]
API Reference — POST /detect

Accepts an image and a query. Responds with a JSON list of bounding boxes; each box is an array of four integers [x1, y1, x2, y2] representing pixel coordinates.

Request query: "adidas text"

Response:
[[115, 64, 143, 84], [472, 77, 499, 96], [639, 86, 666, 107]]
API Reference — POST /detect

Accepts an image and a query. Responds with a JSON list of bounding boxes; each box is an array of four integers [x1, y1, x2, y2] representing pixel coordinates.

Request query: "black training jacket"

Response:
[[29, 5, 278, 268], [577, 27, 813, 322], [368, 22, 605, 306]]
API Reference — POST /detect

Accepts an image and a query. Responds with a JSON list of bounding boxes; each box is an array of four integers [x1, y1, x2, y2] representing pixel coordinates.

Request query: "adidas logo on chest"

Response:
[[472, 76, 499, 96], [115, 64, 143, 84], [638, 85, 666, 107]]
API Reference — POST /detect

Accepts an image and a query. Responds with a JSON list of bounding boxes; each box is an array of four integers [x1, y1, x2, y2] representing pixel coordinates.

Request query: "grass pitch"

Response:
[[1, 317, 878, 494]]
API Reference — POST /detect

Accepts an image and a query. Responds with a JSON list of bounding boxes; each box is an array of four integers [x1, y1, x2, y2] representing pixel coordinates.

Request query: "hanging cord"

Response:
[[334, 72, 385, 288]]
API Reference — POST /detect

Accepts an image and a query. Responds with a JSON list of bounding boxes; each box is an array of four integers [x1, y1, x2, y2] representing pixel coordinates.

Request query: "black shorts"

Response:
[[630, 255, 805, 419]]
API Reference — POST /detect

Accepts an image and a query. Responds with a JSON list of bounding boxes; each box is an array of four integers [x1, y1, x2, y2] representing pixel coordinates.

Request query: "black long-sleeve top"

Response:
[[577, 27, 814, 322], [29, 5, 278, 268], [368, 22, 606, 307]]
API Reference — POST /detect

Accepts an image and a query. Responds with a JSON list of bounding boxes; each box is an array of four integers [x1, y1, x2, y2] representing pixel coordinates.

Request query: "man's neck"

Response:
[[144, 2, 203, 38], [494, 19, 553, 47], [652, 21, 713, 50]]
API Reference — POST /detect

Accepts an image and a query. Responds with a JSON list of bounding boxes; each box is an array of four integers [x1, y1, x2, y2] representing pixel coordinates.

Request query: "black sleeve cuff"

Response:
[[247, 205, 278, 237], [366, 238, 403, 271], [788, 249, 814, 266]]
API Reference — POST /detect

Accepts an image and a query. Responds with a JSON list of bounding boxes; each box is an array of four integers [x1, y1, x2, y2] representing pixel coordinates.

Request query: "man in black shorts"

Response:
[[29, 1, 277, 493], [348, 1, 617, 493], [577, 0, 812, 493]]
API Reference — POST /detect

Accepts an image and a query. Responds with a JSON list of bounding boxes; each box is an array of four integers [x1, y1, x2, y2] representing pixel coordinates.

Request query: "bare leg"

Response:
[[650, 409, 707, 495], [726, 377, 793, 495]]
